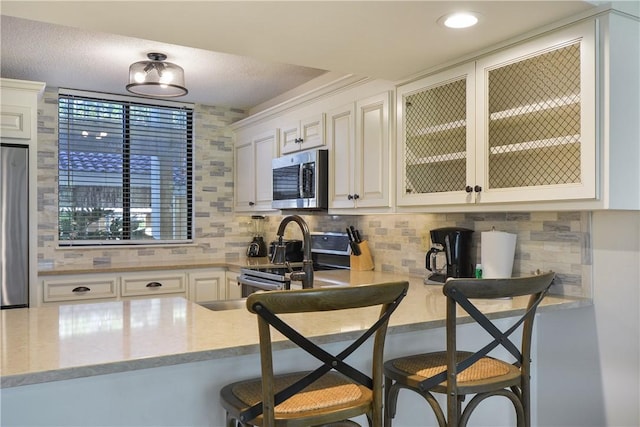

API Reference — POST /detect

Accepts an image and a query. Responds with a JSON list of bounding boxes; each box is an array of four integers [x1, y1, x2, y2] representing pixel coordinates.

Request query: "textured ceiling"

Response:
[[1, 1, 599, 110]]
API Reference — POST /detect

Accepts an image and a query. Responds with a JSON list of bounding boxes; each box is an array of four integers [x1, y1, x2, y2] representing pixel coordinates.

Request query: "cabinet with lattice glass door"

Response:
[[397, 63, 475, 206], [397, 21, 596, 207], [475, 21, 595, 204]]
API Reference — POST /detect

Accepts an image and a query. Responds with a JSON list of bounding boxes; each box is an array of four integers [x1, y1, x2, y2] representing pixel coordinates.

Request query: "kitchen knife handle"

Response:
[[351, 242, 362, 256], [346, 227, 354, 241]]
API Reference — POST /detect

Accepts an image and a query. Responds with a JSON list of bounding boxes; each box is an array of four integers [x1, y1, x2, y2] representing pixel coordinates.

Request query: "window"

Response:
[[58, 90, 193, 245]]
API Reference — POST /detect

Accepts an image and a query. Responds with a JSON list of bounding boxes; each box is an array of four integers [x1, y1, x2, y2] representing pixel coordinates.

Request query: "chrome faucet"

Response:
[[271, 215, 314, 289]]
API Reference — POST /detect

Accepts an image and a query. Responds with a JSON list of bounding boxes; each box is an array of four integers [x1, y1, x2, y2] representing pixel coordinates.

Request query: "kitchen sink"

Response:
[[199, 298, 247, 311]]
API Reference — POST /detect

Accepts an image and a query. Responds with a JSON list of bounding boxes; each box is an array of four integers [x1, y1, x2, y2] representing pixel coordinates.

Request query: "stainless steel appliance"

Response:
[[272, 149, 328, 210], [425, 227, 474, 284], [1, 143, 29, 309], [268, 239, 303, 262], [238, 231, 350, 297], [246, 215, 268, 257]]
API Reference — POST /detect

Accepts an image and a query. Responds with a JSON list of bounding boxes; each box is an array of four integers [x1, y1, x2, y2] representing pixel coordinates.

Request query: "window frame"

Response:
[[57, 89, 195, 247]]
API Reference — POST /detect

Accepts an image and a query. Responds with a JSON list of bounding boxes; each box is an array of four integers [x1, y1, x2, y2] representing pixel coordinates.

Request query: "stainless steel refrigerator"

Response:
[[1, 143, 29, 308]]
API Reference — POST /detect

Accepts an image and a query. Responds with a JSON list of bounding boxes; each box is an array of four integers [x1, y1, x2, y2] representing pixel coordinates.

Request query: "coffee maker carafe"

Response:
[[247, 215, 268, 257], [426, 227, 474, 283]]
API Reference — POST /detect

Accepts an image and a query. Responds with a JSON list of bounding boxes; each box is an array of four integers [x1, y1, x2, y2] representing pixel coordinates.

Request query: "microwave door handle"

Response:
[[299, 163, 305, 197]]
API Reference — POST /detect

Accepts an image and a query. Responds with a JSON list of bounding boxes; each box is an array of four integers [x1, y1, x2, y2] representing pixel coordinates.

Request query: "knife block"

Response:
[[350, 240, 374, 271]]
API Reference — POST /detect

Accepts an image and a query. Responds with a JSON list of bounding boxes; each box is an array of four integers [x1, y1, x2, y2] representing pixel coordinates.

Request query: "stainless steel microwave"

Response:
[[272, 149, 328, 210]]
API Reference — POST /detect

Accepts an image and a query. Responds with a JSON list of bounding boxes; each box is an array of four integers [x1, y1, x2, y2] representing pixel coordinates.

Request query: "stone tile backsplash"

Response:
[[36, 88, 591, 298]]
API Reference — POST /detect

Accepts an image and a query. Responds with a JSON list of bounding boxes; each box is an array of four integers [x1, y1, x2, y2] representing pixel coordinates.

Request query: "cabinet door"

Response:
[[234, 139, 255, 211], [354, 92, 391, 208], [280, 114, 325, 154], [188, 270, 225, 302], [299, 114, 325, 151], [327, 104, 356, 209], [1, 105, 31, 139], [397, 63, 476, 207], [475, 21, 596, 204], [254, 130, 277, 210], [280, 124, 300, 154], [234, 129, 277, 212], [225, 271, 242, 299]]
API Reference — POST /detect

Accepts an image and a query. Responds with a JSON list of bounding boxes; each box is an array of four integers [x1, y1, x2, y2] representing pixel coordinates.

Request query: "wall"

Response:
[[36, 88, 249, 270], [536, 211, 640, 426], [36, 88, 591, 298]]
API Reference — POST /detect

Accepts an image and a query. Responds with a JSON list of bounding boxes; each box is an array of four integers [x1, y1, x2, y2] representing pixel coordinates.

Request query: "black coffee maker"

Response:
[[425, 227, 474, 283]]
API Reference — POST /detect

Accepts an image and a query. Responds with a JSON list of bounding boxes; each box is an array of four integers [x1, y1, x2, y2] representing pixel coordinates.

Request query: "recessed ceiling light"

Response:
[[438, 12, 480, 29]]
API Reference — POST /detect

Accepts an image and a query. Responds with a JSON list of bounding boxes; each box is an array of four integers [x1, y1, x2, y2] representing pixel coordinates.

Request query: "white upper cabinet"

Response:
[[1, 105, 32, 139], [329, 91, 392, 211], [475, 21, 596, 205], [397, 63, 476, 206], [234, 128, 278, 212], [280, 114, 325, 154], [397, 20, 597, 208], [327, 103, 356, 209]]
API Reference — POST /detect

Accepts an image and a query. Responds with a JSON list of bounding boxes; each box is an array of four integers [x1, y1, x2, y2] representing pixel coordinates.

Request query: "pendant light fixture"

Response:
[[126, 52, 188, 97]]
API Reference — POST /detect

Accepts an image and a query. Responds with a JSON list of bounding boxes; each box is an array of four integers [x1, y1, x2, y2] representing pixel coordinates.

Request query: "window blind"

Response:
[[58, 92, 193, 245]]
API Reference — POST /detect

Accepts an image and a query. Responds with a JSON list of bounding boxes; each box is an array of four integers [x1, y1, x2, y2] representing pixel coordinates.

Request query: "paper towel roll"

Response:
[[481, 230, 517, 278]]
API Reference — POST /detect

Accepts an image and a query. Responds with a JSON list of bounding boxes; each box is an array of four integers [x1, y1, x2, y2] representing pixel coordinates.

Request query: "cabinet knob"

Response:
[[146, 282, 163, 288], [474, 185, 482, 193], [72, 286, 91, 293], [295, 137, 303, 144], [465, 186, 473, 193], [347, 194, 353, 200], [353, 194, 360, 200], [248, 201, 255, 206]]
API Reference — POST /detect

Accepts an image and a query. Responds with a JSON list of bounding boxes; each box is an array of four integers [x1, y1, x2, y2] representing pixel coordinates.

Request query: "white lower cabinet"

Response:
[[225, 271, 242, 299], [41, 268, 243, 305], [120, 271, 186, 298], [188, 270, 226, 302], [42, 275, 118, 303]]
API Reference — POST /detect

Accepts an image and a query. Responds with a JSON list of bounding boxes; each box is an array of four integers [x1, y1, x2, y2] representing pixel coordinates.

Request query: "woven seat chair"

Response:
[[220, 281, 409, 427], [384, 272, 555, 427]]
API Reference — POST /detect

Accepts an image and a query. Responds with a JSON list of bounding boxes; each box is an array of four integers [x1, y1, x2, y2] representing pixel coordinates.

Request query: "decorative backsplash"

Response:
[[36, 88, 591, 298]]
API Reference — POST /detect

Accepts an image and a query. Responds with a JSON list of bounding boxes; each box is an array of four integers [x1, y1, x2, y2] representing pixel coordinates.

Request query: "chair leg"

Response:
[[459, 390, 525, 427], [225, 412, 237, 427], [385, 381, 446, 427], [384, 379, 399, 427]]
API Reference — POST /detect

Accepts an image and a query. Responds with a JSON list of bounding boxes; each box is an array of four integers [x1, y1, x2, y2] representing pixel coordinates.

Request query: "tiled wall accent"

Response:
[[36, 88, 590, 298], [240, 212, 591, 298], [37, 88, 248, 269], [356, 211, 591, 298]]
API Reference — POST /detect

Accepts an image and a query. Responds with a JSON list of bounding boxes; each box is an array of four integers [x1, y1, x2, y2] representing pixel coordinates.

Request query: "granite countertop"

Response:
[[1, 270, 590, 388]]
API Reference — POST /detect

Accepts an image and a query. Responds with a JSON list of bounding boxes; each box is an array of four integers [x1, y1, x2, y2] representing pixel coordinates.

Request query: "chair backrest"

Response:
[[419, 272, 555, 392], [243, 281, 409, 425]]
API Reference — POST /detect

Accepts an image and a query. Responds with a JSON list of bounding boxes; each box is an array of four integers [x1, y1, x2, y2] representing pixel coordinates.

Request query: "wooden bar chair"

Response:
[[220, 281, 409, 427], [384, 272, 555, 427]]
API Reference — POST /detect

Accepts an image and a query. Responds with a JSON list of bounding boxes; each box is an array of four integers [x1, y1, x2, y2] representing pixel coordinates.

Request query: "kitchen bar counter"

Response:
[[1, 270, 589, 388]]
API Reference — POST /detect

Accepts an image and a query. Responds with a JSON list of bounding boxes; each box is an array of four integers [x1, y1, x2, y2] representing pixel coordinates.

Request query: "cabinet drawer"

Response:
[[121, 274, 186, 297], [43, 278, 118, 302]]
